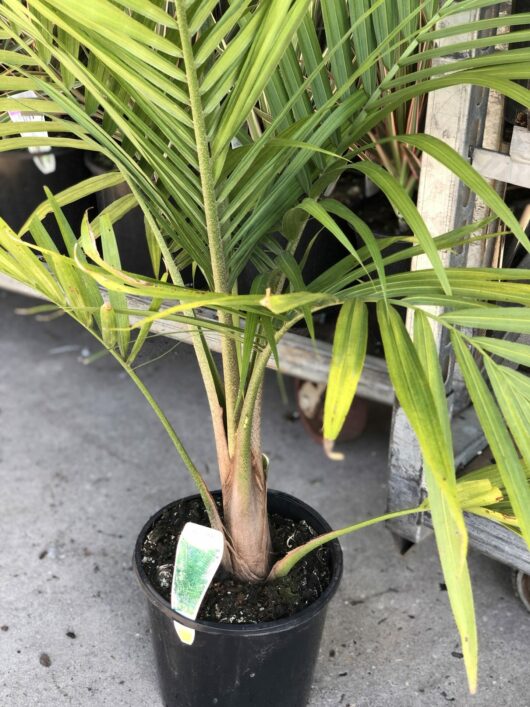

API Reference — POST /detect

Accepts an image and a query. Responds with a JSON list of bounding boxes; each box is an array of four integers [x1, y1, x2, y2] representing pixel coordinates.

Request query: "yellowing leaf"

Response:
[[323, 299, 368, 457]]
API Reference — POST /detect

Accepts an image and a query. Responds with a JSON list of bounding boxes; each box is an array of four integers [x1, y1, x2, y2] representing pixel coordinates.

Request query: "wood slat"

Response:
[[0, 272, 394, 404], [473, 127, 530, 190]]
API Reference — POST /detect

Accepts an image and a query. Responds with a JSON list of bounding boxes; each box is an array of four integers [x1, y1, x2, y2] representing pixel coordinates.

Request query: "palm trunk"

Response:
[[218, 382, 272, 581], [222, 449, 272, 582]]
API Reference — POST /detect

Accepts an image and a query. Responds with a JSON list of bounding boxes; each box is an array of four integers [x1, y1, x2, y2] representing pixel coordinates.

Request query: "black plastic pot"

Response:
[[84, 153, 152, 276], [134, 489, 343, 707], [0, 148, 96, 247]]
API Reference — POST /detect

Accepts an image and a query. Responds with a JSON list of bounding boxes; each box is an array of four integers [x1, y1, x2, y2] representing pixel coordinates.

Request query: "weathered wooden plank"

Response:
[[465, 515, 530, 575], [453, 404, 487, 471], [386, 403, 487, 543], [451, 88, 507, 412], [0, 274, 42, 300], [473, 127, 530, 190], [386, 4, 503, 545], [423, 514, 530, 575], [275, 332, 393, 404], [0, 272, 394, 404], [473, 149, 530, 190]]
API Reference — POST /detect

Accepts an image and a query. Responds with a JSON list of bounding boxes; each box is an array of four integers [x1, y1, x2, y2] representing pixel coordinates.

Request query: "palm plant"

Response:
[[2, 0, 530, 693]]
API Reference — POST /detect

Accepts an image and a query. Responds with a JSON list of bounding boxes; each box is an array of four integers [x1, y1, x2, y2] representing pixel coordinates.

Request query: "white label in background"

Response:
[[171, 522, 224, 645], [8, 90, 56, 174]]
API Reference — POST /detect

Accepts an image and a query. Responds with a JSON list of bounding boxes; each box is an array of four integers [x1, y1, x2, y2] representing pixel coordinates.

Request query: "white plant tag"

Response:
[[8, 90, 56, 174], [171, 522, 224, 646]]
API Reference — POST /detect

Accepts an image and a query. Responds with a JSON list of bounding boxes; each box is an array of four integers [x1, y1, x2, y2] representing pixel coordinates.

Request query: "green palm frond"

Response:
[[2, 0, 530, 285]]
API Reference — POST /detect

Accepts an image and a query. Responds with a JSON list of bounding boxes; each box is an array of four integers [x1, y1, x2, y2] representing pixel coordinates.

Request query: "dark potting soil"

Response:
[[140, 498, 331, 624]]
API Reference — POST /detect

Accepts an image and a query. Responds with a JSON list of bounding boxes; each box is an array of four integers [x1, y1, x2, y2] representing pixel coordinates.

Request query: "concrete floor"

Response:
[[1, 288, 529, 707]]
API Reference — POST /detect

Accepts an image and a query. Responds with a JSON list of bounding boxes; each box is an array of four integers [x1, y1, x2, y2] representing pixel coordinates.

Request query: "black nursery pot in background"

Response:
[[0, 148, 96, 244], [134, 490, 343, 707], [84, 153, 153, 276]]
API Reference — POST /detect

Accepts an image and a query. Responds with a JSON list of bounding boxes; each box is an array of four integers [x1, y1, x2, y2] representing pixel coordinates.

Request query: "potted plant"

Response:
[[2, 1, 530, 704]]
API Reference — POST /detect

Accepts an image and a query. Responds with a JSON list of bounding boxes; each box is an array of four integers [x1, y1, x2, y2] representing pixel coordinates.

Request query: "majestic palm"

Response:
[[2, 0, 530, 692]]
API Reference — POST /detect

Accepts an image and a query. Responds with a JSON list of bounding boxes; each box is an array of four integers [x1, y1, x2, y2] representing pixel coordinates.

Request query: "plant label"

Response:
[[171, 522, 224, 645], [8, 91, 56, 174]]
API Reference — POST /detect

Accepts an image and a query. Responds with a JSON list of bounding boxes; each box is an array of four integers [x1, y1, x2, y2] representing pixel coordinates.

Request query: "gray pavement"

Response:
[[1, 289, 529, 707]]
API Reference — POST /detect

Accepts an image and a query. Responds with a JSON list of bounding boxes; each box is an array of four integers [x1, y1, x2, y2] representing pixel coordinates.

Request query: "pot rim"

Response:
[[133, 489, 343, 637]]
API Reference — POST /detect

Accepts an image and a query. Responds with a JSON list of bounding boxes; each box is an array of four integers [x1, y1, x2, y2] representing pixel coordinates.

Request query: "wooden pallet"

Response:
[[0, 272, 393, 405], [385, 3, 530, 580]]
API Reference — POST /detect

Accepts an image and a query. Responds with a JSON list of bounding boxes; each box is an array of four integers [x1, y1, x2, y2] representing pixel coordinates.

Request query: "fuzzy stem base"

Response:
[[221, 429, 272, 581]]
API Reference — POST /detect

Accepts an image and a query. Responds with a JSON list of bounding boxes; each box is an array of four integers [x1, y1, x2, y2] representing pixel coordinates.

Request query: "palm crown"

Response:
[[2, 0, 530, 692]]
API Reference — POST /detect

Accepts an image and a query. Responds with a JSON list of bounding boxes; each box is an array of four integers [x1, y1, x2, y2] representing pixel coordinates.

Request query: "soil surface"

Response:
[[140, 498, 332, 624]]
